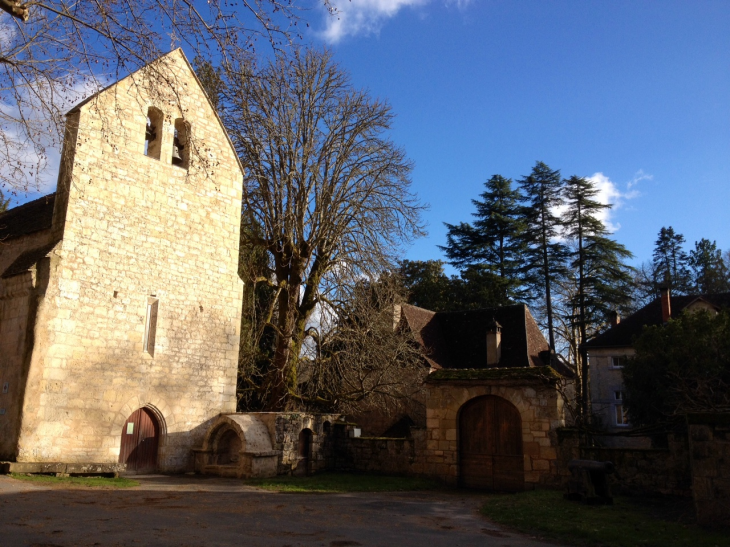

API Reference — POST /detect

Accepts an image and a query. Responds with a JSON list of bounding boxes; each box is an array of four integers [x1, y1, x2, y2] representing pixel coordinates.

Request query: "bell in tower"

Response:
[[172, 128, 184, 165]]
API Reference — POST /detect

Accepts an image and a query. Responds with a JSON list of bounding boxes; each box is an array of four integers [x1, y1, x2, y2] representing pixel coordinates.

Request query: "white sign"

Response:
[[126, 422, 134, 434]]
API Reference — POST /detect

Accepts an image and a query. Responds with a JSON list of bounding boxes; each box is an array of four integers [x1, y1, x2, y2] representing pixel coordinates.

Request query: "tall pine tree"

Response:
[[562, 175, 634, 416], [689, 239, 730, 293], [440, 174, 525, 303], [518, 161, 568, 350], [652, 227, 692, 295]]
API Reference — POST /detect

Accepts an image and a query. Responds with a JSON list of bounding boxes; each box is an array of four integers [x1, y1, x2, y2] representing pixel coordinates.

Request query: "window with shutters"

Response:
[[143, 297, 159, 356]]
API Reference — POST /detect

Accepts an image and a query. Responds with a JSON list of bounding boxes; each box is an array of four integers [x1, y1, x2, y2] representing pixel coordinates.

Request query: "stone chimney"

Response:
[[660, 286, 671, 323], [486, 319, 502, 366], [610, 310, 620, 327]]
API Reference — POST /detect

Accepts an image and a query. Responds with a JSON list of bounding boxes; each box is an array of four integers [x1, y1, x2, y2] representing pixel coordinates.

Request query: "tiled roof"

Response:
[[2, 241, 60, 278], [584, 292, 730, 349], [400, 303, 551, 370], [0, 194, 55, 241]]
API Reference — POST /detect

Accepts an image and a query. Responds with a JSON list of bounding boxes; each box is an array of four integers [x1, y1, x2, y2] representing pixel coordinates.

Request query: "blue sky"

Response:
[[304, 0, 730, 271], [12, 0, 729, 272]]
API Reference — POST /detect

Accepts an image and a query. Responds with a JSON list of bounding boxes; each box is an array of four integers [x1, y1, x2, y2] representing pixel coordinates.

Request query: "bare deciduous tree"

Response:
[[0, 0, 332, 193], [300, 275, 427, 415], [223, 48, 426, 410]]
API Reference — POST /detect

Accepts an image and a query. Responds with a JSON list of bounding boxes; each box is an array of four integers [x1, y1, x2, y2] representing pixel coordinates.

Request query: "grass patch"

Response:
[[247, 472, 441, 493], [480, 489, 727, 547], [10, 473, 139, 489]]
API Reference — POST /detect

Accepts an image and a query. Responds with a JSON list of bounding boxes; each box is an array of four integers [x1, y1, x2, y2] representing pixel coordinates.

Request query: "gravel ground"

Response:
[[0, 474, 562, 547]]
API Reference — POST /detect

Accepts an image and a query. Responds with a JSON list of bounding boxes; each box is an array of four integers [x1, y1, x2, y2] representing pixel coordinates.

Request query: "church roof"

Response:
[[0, 193, 55, 241]]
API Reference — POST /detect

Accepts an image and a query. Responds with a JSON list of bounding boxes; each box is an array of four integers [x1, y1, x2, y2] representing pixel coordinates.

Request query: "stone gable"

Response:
[[0, 49, 244, 472]]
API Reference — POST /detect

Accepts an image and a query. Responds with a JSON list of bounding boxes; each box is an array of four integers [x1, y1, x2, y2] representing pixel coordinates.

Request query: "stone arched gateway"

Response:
[[422, 368, 567, 489], [458, 395, 524, 491]]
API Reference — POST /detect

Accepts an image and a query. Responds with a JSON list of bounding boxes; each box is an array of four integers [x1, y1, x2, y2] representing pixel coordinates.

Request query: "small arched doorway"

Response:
[[119, 407, 160, 474], [459, 395, 524, 491], [295, 428, 313, 476]]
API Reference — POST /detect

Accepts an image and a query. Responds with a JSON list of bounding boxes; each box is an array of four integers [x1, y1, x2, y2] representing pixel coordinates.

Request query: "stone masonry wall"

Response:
[[253, 412, 342, 475], [556, 428, 692, 497], [340, 430, 426, 476], [0, 229, 57, 459], [424, 381, 565, 488], [14, 49, 244, 471], [688, 414, 730, 526]]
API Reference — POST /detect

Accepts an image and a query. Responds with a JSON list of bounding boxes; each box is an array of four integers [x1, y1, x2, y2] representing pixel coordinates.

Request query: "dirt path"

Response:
[[0, 474, 561, 547]]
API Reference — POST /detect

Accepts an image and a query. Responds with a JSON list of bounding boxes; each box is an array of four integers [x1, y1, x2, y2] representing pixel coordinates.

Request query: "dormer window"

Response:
[[172, 118, 190, 169], [144, 107, 163, 160]]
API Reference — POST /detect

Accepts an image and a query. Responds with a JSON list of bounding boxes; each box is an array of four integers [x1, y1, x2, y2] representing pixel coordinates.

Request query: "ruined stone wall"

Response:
[[15, 49, 244, 471], [688, 414, 730, 526], [424, 381, 565, 488], [252, 412, 342, 475]]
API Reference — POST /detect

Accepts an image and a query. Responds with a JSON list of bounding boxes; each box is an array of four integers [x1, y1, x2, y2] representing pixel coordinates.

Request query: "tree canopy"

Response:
[[440, 174, 525, 303], [222, 48, 424, 410], [517, 161, 568, 350], [623, 309, 730, 426], [689, 238, 730, 294]]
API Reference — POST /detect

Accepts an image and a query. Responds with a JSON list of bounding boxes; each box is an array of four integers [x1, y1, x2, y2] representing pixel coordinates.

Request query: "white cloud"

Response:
[[587, 171, 645, 233], [627, 168, 653, 190], [319, 0, 471, 43]]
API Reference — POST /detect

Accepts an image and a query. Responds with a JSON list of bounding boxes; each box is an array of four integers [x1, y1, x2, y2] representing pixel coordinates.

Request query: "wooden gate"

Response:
[[459, 395, 524, 491], [119, 408, 160, 473]]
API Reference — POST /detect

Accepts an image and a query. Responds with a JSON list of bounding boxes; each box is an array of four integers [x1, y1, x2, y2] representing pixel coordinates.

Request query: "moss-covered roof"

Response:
[[425, 366, 560, 383]]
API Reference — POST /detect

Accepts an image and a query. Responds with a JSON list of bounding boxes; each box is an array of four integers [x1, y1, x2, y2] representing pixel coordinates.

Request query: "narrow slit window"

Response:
[[145, 107, 163, 160], [172, 118, 190, 168], [143, 297, 159, 356]]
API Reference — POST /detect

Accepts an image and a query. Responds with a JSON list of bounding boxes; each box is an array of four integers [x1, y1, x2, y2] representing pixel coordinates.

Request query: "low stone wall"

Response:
[[556, 428, 691, 497], [688, 413, 730, 526], [339, 430, 426, 476]]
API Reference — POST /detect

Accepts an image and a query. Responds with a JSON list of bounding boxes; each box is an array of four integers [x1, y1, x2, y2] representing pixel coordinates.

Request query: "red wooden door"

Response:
[[119, 408, 159, 473], [459, 395, 524, 491]]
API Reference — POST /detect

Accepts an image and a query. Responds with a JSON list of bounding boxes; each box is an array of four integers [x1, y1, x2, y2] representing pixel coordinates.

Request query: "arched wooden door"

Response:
[[459, 395, 524, 491], [119, 408, 160, 474]]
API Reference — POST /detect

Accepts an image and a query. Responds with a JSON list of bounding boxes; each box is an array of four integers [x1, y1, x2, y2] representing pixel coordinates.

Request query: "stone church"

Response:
[[0, 49, 244, 473]]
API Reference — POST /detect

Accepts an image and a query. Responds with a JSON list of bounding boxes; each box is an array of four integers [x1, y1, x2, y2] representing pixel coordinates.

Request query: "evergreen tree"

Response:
[[652, 227, 692, 295], [440, 175, 525, 301], [398, 260, 512, 312], [518, 161, 568, 350], [562, 175, 634, 416], [689, 239, 730, 293], [398, 260, 453, 311]]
